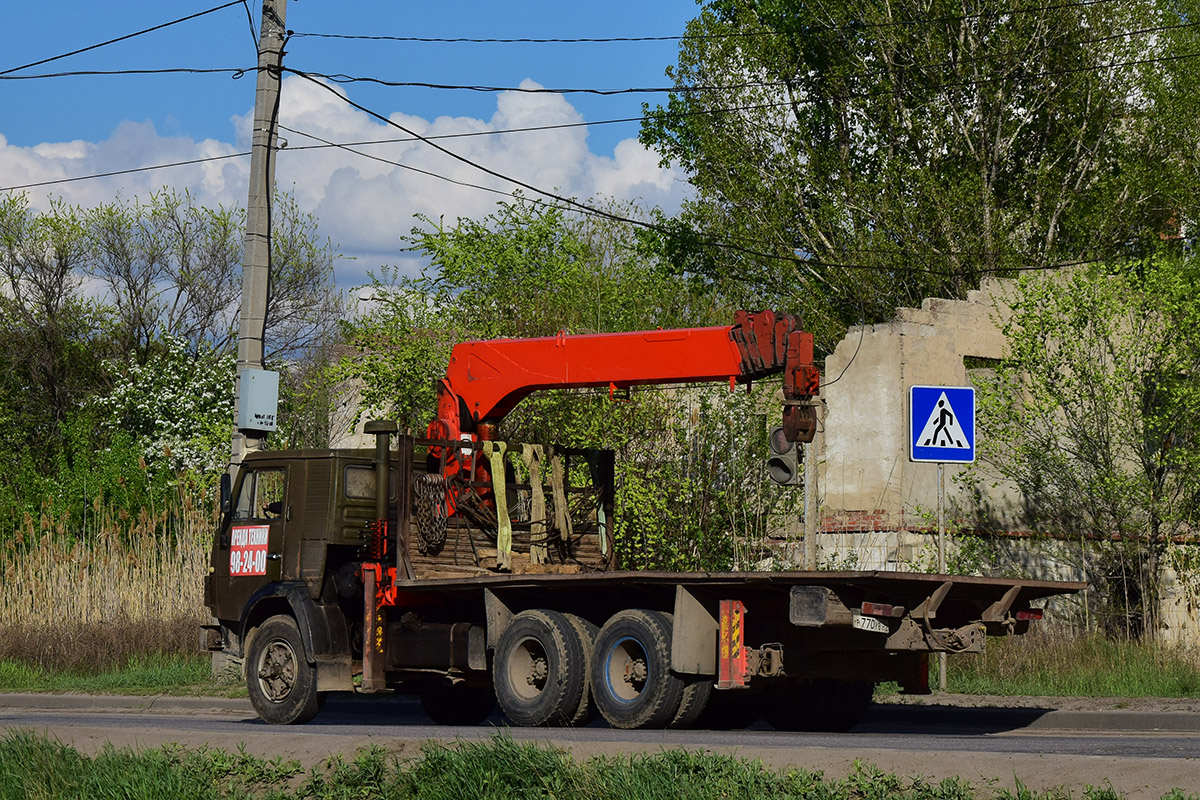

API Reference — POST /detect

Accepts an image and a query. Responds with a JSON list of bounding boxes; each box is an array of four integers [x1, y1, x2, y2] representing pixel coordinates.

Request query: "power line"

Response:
[[289, 70, 719, 95], [0, 1, 247, 77], [0, 152, 248, 192], [0, 111, 1103, 279], [287, 0, 1123, 45], [6, 34, 1194, 197], [240, 0, 260, 52], [3, 14, 1188, 95], [291, 32, 694, 44], [287, 31, 1200, 99], [276, 124, 519, 200], [286, 68, 1103, 278], [5, 34, 1182, 90], [0, 67, 252, 81], [283, 116, 1100, 279], [0, 56, 1159, 278], [0, 98, 814, 194]]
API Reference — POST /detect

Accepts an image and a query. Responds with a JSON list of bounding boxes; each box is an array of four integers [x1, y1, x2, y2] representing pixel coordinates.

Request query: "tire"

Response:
[[246, 615, 323, 725], [563, 614, 600, 726], [419, 685, 496, 725], [590, 609, 684, 730], [668, 676, 714, 729], [493, 609, 587, 727], [762, 679, 873, 732]]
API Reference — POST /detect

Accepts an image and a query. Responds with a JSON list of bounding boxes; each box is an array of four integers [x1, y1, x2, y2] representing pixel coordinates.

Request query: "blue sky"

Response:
[[1, 1, 700, 284]]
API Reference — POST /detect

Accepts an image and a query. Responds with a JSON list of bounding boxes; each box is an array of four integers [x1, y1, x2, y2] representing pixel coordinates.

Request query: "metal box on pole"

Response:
[[237, 369, 280, 432]]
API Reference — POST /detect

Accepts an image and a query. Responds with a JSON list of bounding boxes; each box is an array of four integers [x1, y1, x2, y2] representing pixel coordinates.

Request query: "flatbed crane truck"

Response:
[[202, 310, 1082, 729]]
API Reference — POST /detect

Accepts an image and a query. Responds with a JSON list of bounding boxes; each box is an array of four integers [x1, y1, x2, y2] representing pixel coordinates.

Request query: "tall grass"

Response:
[[950, 627, 1200, 697], [0, 490, 213, 674]]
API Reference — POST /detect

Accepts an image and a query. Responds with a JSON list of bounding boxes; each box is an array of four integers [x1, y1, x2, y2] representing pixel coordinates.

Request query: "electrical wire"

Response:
[[0, 18, 1170, 277], [5, 37, 1184, 90], [241, 0, 260, 53], [2, 103, 1098, 278], [3, 15, 1191, 95], [276, 124, 522, 200], [1, 1, 247, 76], [0, 97, 812, 194], [285, 67, 1106, 277], [291, 70, 750, 95], [819, 321, 867, 390], [0, 67, 252, 81], [286, 31, 1200, 99], [0, 152, 249, 192], [292, 32, 701, 44], [287, 0, 1123, 44], [3, 34, 1182, 275]]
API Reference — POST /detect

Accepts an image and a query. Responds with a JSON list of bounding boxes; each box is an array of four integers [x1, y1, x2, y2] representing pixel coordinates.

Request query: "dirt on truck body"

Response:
[[202, 311, 1083, 730]]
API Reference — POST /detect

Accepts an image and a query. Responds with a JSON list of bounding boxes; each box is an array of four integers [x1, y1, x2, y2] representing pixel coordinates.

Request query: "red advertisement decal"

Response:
[[230, 525, 270, 576]]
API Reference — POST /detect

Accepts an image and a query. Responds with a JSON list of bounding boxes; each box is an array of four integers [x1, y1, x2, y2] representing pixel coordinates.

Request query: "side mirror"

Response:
[[220, 472, 232, 514]]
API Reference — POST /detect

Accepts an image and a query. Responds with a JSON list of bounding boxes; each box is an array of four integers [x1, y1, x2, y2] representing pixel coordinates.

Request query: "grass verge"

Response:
[[0, 653, 241, 697], [948, 629, 1200, 697], [2, 730, 1191, 800]]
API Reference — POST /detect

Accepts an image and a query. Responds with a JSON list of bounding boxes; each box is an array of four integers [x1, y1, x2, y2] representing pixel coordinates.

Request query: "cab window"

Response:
[[234, 469, 286, 520], [344, 465, 397, 500]]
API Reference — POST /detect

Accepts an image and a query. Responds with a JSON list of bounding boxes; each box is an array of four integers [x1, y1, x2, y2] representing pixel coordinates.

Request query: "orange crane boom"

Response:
[[426, 309, 819, 445]]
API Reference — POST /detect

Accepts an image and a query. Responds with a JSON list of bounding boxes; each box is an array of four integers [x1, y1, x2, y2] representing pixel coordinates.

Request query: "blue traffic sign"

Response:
[[910, 385, 975, 463]]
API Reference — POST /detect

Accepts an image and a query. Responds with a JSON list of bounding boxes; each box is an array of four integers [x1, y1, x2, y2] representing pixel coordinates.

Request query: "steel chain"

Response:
[[413, 473, 448, 554]]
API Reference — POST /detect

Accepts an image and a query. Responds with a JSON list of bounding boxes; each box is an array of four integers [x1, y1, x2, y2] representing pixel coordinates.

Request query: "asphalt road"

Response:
[[2, 694, 1199, 798]]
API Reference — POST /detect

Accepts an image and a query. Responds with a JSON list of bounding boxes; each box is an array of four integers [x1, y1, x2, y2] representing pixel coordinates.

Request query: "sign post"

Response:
[[909, 385, 976, 691]]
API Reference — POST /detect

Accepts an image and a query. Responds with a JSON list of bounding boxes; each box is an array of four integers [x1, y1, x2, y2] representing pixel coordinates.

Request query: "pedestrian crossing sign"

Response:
[[909, 385, 975, 463]]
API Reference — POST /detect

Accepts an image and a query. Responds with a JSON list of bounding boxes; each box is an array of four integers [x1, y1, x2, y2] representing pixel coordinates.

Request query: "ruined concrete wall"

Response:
[[819, 277, 1018, 535], [814, 282, 1200, 643]]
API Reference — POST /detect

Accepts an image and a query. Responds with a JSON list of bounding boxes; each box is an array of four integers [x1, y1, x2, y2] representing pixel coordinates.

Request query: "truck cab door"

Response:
[[210, 466, 289, 619]]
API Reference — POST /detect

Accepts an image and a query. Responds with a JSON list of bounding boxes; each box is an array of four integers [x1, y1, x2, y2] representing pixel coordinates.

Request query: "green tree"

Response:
[[91, 336, 235, 477], [335, 197, 802, 570], [410, 195, 718, 338], [641, 0, 1194, 349], [335, 196, 725, 434], [976, 255, 1200, 638], [0, 194, 111, 458], [84, 189, 343, 361], [0, 190, 345, 538]]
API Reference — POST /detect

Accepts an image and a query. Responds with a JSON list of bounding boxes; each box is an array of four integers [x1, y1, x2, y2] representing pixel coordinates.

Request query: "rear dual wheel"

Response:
[[493, 609, 588, 727], [590, 609, 690, 730], [493, 607, 713, 730]]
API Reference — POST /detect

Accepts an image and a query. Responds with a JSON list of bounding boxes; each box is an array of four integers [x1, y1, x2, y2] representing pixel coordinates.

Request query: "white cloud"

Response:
[[0, 76, 692, 287]]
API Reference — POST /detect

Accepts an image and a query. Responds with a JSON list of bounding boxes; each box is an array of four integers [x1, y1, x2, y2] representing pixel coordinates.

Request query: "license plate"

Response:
[[852, 614, 889, 634]]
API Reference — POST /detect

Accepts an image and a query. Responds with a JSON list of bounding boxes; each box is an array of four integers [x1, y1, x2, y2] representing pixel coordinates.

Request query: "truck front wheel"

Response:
[[590, 609, 684, 729], [493, 609, 587, 726], [246, 615, 323, 725]]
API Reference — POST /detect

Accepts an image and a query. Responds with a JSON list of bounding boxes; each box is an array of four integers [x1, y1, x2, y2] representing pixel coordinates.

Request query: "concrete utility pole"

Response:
[[232, 0, 288, 470]]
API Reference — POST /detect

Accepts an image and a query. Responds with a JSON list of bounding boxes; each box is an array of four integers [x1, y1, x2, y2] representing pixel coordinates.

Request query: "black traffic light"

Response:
[[767, 425, 802, 485]]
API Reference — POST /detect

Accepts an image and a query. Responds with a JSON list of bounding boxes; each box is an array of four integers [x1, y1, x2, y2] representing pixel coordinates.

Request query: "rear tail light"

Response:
[[1016, 609, 1043, 621], [861, 601, 895, 617]]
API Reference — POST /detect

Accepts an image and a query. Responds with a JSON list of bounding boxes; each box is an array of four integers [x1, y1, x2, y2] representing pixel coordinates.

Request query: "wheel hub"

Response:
[[257, 640, 297, 702], [527, 656, 548, 687]]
